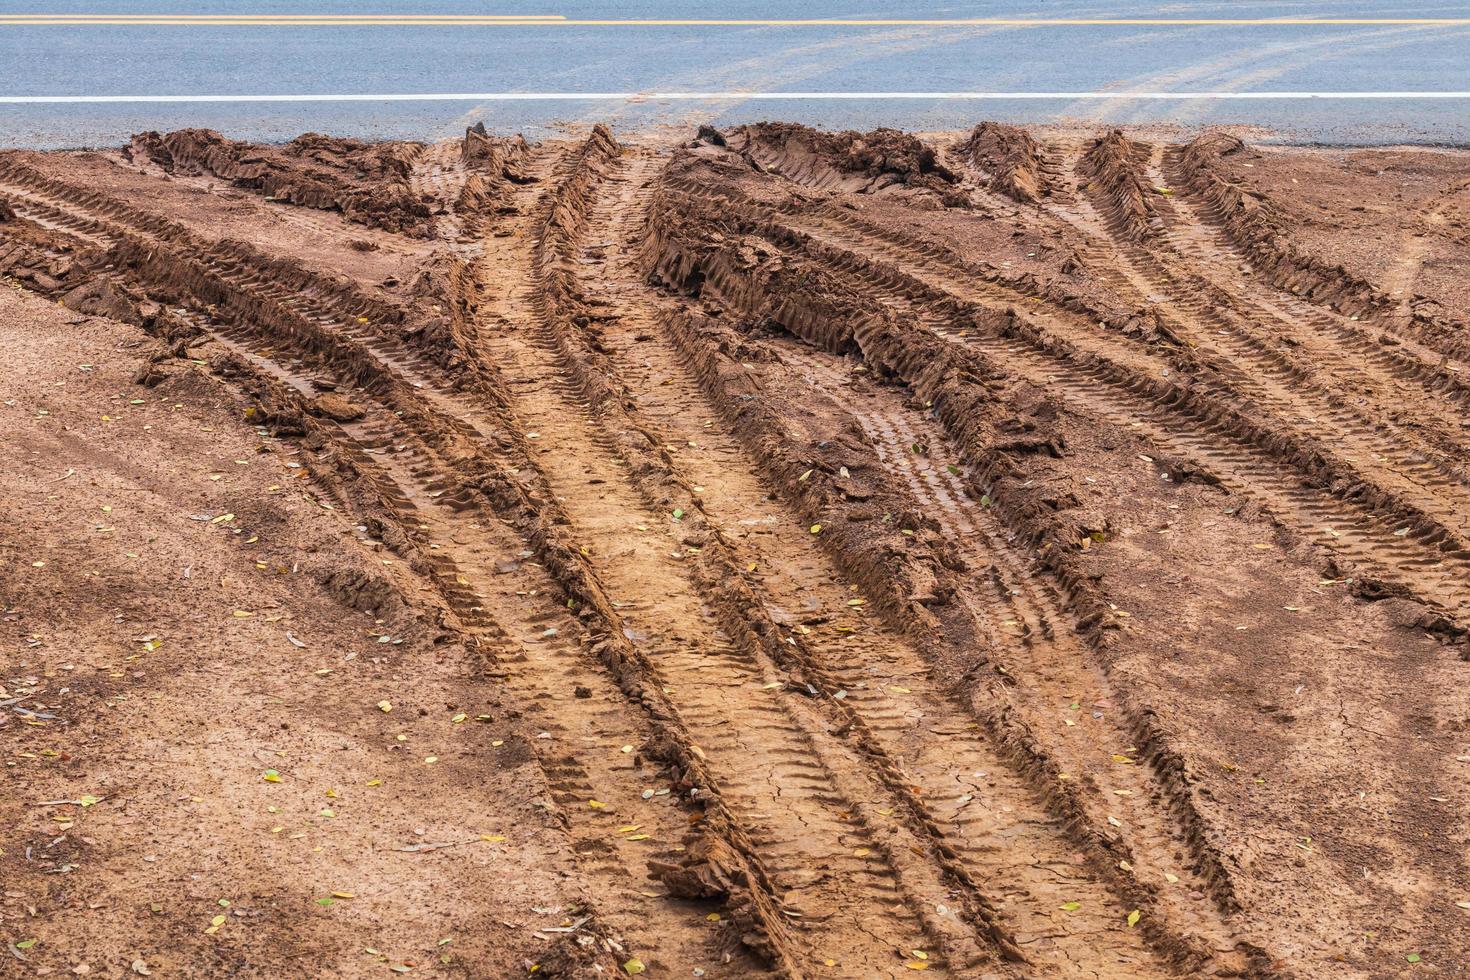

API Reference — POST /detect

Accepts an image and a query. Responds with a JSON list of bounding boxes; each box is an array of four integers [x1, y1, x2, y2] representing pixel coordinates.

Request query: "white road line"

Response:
[[2, 91, 1470, 103]]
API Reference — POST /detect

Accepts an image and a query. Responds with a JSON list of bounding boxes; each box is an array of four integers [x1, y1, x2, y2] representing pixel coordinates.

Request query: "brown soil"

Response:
[[3, 121, 1470, 979]]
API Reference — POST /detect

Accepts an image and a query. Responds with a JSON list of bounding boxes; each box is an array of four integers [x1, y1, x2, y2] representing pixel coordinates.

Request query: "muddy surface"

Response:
[[3, 121, 1470, 978]]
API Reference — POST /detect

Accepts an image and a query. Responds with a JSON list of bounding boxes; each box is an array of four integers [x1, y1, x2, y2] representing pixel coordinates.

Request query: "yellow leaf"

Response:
[[480, 834, 507, 843], [377, 701, 393, 713], [904, 964, 929, 972], [810, 523, 822, 534], [1060, 901, 1080, 911], [1127, 909, 1142, 927], [623, 958, 646, 975], [626, 834, 650, 841], [588, 800, 607, 809], [332, 891, 355, 899]]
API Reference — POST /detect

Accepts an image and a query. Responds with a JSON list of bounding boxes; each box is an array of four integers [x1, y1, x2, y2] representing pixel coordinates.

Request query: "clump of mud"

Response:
[[1080, 129, 1162, 242], [127, 128, 433, 237], [729, 122, 967, 206], [956, 122, 1048, 203], [457, 123, 537, 217]]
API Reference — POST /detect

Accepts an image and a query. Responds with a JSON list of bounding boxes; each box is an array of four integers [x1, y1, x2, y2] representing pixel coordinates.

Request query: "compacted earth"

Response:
[[2, 121, 1470, 979]]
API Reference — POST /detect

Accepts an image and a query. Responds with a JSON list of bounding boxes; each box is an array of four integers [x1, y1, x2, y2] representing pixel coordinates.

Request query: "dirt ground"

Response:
[[2, 121, 1469, 979]]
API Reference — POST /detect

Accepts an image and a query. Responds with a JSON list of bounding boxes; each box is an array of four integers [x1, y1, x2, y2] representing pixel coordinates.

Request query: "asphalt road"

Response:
[[2, 1, 1469, 147]]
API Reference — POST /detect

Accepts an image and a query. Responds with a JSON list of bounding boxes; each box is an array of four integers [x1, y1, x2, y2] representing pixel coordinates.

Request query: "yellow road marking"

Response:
[[1, 16, 1468, 27]]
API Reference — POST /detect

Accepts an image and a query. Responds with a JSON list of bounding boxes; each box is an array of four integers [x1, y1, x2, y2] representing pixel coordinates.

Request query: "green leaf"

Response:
[[1407, 954, 1422, 964], [1060, 901, 1080, 911], [671, 508, 684, 521], [15, 939, 38, 950], [316, 898, 334, 907]]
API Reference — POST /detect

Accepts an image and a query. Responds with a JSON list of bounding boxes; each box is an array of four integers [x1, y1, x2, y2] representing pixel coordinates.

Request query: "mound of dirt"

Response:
[[456, 123, 537, 217], [956, 121, 1048, 203], [128, 128, 433, 237], [1080, 128, 1162, 241]]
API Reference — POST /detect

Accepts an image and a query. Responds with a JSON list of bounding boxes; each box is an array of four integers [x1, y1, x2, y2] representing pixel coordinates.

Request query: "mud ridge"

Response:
[[127, 128, 434, 237], [955, 122, 1050, 203], [727, 122, 967, 207], [455, 124, 536, 225], [1079, 130, 1163, 244]]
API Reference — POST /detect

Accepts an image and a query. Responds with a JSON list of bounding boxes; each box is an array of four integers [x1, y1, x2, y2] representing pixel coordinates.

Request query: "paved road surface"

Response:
[[2, 0, 1469, 147]]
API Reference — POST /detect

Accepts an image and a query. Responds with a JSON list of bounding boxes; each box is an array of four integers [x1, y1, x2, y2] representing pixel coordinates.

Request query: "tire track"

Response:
[[550, 138, 1249, 976], [680, 186, 1470, 622], [478, 138, 999, 978], [644, 203, 1280, 973], [1158, 142, 1470, 407], [1032, 138, 1470, 541], [0, 157, 783, 977]]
